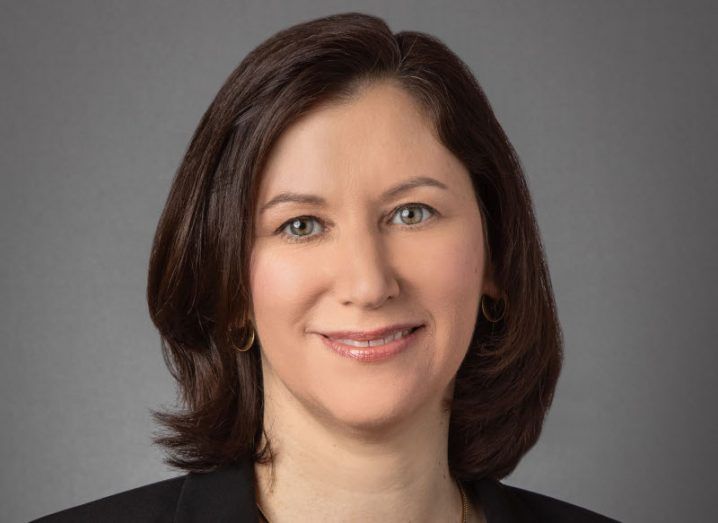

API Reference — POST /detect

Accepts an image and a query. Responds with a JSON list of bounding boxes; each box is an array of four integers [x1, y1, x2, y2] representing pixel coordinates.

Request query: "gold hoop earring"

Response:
[[234, 325, 255, 352], [481, 294, 507, 323]]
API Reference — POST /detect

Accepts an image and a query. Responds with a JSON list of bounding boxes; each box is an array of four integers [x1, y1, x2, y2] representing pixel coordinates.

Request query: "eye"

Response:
[[275, 203, 438, 244], [277, 216, 324, 243], [389, 203, 436, 227]]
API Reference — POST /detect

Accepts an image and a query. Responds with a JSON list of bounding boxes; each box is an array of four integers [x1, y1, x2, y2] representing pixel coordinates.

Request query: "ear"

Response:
[[481, 261, 501, 299], [481, 277, 501, 300]]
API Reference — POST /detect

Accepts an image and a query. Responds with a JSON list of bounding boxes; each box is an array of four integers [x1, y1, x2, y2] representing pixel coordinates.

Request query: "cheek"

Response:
[[249, 248, 316, 338], [406, 231, 484, 307], [403, 230, 484, 368]]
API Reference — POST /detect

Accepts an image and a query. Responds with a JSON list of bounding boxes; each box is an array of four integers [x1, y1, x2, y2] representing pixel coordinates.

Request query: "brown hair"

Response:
[[147, 11, 562, 481]]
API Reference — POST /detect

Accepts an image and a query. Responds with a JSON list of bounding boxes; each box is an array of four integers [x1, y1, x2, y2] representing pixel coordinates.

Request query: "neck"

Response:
[[253, 364, 468, 522]]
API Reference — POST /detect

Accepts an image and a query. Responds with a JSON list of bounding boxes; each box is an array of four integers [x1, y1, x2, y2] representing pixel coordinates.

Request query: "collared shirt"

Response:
[[31, 457, 620, 522]]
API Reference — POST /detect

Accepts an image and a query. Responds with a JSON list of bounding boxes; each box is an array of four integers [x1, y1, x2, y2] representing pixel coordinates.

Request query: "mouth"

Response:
[[319, 322, 425, 343], [320, 325, 424, 362], [321, 325, 423, 347]]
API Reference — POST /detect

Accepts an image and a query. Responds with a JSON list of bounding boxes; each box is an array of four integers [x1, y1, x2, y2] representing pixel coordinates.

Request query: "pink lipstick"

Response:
[[320, 325, 423, 362]]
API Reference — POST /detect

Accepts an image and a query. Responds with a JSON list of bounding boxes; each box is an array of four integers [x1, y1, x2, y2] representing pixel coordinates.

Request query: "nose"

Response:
[[332, 223, 400, 309]]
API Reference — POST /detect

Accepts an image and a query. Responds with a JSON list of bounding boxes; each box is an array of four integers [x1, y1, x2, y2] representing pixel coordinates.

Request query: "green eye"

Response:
[[391, 204, 433, 226], [283, 217, 321, 239]]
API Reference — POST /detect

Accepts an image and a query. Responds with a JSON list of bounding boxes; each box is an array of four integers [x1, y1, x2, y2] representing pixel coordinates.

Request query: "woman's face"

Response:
[[250, 81, 497, 433]]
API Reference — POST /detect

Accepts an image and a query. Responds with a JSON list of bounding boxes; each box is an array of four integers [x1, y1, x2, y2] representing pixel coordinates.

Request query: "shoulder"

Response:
[[30, 460, 259, 522], [467, 476, 620, 522], [501, 482, 620, 522], [30, 474, 188, 523]]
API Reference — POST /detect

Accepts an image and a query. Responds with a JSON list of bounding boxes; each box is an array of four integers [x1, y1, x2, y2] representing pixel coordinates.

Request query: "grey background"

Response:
[[2, 1, 716, 522]]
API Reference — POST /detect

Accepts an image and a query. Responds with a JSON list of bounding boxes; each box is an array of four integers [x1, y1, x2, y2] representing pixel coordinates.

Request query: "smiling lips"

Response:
[[331, 327, 416, 347], [320, 322, 423, 342], [319, 324, 425, 362]]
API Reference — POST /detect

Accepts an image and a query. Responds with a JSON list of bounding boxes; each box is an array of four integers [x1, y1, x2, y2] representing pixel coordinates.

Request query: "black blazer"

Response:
[[31, 458, 620, 522]]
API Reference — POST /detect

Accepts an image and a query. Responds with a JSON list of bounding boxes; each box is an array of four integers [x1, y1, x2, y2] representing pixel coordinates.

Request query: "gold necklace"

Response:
[[256, 479, 468, 522]]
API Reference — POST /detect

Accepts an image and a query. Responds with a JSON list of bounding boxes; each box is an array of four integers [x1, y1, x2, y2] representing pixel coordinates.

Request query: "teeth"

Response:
[[334, 328, 413, 347]]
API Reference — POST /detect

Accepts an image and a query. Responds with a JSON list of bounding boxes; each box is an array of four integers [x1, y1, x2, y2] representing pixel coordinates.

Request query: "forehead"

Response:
[[257, 82, 460, 199]]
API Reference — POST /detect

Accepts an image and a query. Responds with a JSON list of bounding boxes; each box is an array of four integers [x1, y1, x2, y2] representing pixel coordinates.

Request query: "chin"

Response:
[[311, 383, 427, 434]]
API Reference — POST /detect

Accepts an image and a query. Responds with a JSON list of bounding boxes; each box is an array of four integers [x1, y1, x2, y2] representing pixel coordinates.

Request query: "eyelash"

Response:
[[275, 202, 439, 244]]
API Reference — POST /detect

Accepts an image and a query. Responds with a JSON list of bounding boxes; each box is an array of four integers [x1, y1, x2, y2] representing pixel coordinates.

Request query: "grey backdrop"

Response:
[[2, 1, 716, 522]]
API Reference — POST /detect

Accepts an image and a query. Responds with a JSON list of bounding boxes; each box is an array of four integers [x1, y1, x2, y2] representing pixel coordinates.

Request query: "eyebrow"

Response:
[[259, 176, 449, 214]]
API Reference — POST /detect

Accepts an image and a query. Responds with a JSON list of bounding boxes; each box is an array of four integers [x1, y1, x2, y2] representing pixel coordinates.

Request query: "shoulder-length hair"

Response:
[[147, 11, 563, 481]]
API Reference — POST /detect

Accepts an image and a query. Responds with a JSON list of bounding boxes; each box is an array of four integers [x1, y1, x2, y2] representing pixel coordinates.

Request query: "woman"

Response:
[[34, 12, 618, 523]]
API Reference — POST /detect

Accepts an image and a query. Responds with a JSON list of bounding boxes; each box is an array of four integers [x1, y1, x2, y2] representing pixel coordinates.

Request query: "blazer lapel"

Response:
[[173, 459, 259, 522], [466, 477, 536, 523]]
